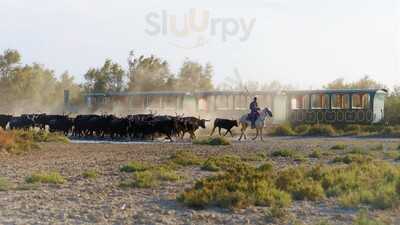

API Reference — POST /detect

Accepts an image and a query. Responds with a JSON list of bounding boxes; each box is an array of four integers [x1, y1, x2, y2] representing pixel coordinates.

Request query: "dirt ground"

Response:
[[1, 137, 400, 225]]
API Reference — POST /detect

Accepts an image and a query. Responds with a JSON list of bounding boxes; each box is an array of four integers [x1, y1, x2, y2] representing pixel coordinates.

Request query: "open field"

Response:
[[1, 137, 400, 225]]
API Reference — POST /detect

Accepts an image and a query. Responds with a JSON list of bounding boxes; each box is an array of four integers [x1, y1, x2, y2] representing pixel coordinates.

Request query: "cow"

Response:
[[0, 115, 13, 130], [48, 117, 73, 136], [109, 117, 130, 139], [180, 117, 208, 139], [9, 116, 35, 130], [210, 119, 238, 137]]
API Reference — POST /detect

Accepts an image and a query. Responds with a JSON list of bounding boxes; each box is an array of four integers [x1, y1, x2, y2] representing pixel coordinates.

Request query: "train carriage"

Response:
[[285, 89, 388, 124], [83, 89, 388, 125]]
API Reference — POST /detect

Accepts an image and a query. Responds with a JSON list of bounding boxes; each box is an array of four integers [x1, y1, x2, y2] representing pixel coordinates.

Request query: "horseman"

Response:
[[249, 97, 260, 128]]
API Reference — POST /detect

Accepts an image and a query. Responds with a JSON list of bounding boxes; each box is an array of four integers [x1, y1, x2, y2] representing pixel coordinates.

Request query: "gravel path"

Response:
[[1, 138, 400, 225]]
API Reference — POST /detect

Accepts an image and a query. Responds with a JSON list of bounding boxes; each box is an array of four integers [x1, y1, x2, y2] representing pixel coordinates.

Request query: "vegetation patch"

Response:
[[271, 149, 294, 158], [180, 158, 400, 210], [270, 124, 296, 136], [303, 124, 336, 137], [332, 154, 373, 164], [25, 172, 66, 184], [82, 170, 99, 179], [201, 155, 247, 172], [120, 161, 148, 173], [309, 149, 322, 159], [331, 144, 347, 150], [193, 137, 231, 146], [120, 165, 181, 189], [0, 130, 68, 154], [0, 177, 11, 191], [169, 151, 203, 166]]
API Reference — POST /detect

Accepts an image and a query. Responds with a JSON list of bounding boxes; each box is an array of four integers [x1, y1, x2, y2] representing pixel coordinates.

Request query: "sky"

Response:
[[0, 0, 398, 89]]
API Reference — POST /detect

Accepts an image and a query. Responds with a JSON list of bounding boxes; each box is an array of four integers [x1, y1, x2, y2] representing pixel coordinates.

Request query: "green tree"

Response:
[[324, 76, 385, 89], [84, 59, 125, 93], [127, 53, 174, 92], [176, 60, 214, 91], [0, 49, 21, 79]]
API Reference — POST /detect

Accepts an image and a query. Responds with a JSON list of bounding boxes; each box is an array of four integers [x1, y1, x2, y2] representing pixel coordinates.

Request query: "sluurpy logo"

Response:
[[145, 9, 256, 49]]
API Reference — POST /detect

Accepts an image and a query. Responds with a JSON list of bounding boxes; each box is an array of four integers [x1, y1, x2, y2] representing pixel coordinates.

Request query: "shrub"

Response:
[[258, 163, 273, 172], [343, 124, 362, 135], [309, 149, 322, 159], [193, 137, 231, 146], [169, 151, 203, 166], [271, 124, 296, 136], [272, 149, 294, 158], [120, 166, 181, 189], [293, 125, 311, 135], [201, 155, 245, 172], [352, 210, 388, 225], [179, 164, 291, 209], [397, 144, 400, 150], [332, 154, 373, 164], [120, 171, 158, 188], [25, 172, 66, 184], [304, 124, 336, 137], [82, 170, 99, 179], [331, 144, 346, 150], [0, 177, 11, 191], [120, 161, 148, 173]]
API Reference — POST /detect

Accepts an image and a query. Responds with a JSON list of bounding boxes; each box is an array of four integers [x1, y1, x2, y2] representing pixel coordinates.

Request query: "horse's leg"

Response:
[[238, 124, 245, 141], [260, 128, 264, 141], [243, 124, 247, 140], [223, 129, 229, 136], [218, 128, 222, 136], [253, 129, 259, 140]]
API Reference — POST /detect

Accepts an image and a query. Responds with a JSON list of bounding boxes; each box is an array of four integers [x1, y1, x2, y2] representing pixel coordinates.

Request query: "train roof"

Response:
[[285, 89, 388, 95]]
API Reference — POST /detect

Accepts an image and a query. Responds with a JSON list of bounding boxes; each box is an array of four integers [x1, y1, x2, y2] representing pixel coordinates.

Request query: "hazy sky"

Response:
[[0, 0, 398, 89]]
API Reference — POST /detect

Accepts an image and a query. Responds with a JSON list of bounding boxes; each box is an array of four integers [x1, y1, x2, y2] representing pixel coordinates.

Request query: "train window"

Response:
[[331, 94, 350, 109], [352, 94, 370, 109], [291, 95, 309, 109], [311, 94, 329, 109]]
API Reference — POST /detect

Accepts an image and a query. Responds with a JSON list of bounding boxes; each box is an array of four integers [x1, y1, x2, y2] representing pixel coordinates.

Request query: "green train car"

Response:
[[284, 89, 388, 124]]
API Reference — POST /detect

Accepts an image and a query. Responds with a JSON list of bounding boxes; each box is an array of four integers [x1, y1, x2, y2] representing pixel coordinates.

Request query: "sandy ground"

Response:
[[1, 137, 400, 225]]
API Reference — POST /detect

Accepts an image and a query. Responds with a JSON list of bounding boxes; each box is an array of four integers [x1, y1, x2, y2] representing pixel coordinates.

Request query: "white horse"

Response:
[[238, 107, 273, 141]]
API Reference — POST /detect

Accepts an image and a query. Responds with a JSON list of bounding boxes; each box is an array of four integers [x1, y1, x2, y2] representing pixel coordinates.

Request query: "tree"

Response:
[[176, 60, 214, 91], [127, 53, 174, 92], [84, 59, 125, 93], [0, 49, 20, 79], [324, 76, 385, 89]]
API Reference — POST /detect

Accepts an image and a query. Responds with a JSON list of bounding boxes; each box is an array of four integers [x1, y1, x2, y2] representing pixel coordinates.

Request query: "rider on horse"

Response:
[[249, 97, 260, 129]]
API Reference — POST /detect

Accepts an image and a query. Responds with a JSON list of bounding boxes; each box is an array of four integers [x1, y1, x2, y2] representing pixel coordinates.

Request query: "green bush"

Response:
[[293, 125, 311, 135], [304, 124, 336, 137], [193, 137, 231, 146], [352, 210, 388, 225], [271, 149, 294, 158], [332, 154, 373, 164], [120, 165, 181, 189], [120, 161, 148, 173], [201, 155, 245, 172], [343, 124, 362, 136], [179, 165, 291, 209], [120, 171, 158, 188], [0, 177, 11, 191], [180, 157, 400, 211], [169, 151, 203, 166], [82, 170, 99, 179], [25, 172, 66, 184], [271, 124, 296, 136], [309, 149, 322, 159], [331, 144, 347, 150]]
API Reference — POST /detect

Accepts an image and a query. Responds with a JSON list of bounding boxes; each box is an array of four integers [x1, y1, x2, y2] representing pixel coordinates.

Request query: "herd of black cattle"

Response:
[[0, 114, 239, 141]]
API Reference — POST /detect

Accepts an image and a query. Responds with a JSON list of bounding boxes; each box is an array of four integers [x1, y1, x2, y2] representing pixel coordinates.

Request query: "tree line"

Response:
[[0, 49, 214, 113]]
